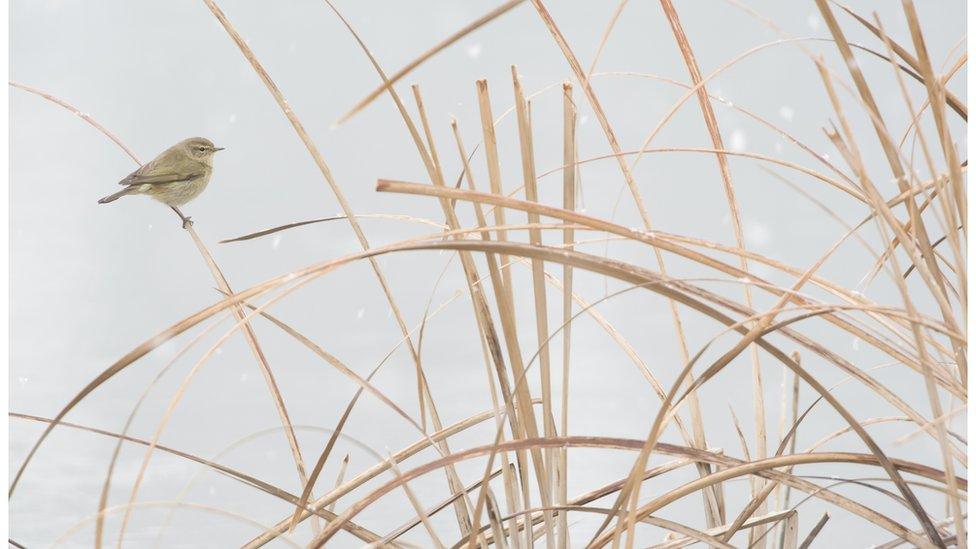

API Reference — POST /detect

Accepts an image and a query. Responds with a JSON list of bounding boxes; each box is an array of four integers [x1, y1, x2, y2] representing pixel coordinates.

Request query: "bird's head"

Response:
[[181, 137, 225, 162]]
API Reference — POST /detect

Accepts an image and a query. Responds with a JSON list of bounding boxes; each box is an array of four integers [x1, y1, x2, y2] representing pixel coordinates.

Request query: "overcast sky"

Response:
[[10, 1, 966, 546]]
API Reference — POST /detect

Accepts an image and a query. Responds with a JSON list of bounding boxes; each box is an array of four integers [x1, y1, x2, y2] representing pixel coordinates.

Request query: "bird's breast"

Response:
[[146, 174, 211, 207]]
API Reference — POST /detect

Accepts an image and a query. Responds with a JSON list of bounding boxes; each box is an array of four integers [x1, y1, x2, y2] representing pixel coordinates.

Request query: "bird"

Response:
[[98, 137, 224, 228]]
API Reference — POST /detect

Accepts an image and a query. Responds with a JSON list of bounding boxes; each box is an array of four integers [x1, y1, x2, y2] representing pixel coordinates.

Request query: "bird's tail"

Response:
[[97, 186, 135, 204]]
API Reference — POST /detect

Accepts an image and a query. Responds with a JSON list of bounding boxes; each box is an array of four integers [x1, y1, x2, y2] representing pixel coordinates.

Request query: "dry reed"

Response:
[[8, 1, 967, 547]]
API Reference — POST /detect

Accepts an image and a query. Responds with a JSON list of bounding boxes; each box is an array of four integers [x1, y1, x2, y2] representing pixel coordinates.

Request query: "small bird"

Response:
[[98, 137, 224, 228]]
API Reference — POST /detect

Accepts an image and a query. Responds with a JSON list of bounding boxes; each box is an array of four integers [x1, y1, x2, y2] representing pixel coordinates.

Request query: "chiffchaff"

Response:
[[98, 137, 224, 228]]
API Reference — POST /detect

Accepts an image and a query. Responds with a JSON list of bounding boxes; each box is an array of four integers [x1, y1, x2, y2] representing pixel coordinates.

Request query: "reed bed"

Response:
[[9, 1, 967, 547]]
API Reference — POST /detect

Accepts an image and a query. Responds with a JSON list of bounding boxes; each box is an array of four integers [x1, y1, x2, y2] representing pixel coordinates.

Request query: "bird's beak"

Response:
[[213, 147, 225, 152]]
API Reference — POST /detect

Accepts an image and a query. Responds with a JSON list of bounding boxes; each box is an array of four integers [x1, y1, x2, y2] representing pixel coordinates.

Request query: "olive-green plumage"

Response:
[[98, 137, 224, 227]]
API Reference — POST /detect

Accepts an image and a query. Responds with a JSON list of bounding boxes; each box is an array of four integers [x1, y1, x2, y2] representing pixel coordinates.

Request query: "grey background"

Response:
[[10, 1, 966, 547]]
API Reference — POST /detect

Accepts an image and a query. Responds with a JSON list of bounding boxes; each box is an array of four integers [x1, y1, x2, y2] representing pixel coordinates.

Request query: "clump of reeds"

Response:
[[9, 0, 966, 547]]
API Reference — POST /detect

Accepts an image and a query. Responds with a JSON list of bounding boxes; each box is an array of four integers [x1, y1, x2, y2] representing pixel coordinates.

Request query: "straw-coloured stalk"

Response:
[[558, 80, 576, 549]]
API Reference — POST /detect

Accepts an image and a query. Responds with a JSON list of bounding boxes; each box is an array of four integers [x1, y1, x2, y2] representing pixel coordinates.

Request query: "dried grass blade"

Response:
[[901, 1, 967, 237], [334, 0, 526, 125], [407, 83, 500, 543], [586, 1, 630, 76], [798, 513, 830, 549], [511, 67, 557, 549], [476, 80, 513, 294], [9, 82, 140, 163], [558, 81, 575, 549], [328, 455, 349, 514], [219, 214, 447, 244], [781, 511, 798, 549], [659, 1, 751, 533], [469, 78, 543, 549]]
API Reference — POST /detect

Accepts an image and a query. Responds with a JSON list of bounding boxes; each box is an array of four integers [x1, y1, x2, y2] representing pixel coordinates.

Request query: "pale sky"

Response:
[[10, 1, 966, 546]]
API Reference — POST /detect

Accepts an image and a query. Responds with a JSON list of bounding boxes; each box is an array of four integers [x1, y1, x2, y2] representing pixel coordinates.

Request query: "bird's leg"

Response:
[[170, 206, 193, 229]]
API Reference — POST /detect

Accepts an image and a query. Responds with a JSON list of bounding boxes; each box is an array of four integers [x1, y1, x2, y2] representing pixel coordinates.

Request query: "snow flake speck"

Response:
[[730, 129, 747, 151]]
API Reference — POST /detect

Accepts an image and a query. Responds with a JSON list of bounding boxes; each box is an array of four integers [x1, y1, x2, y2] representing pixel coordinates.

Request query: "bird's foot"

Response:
[[170, 206, 193, 229]]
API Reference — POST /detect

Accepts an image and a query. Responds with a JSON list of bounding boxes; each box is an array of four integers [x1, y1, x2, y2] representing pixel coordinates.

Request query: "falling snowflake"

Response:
[[730, 129, 747, 151], [744, 220, 771, 247], [466, 43, 482, 59], [778, 106, 794, 121]]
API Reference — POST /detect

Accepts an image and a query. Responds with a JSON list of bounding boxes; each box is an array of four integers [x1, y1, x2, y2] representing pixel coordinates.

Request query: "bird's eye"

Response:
[[196, 147, 206, 152]]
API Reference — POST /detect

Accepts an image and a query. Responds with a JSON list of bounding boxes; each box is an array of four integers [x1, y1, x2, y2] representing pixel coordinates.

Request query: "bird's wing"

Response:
[[118, 145, 204, 186], [118, 170, 203, 187]]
